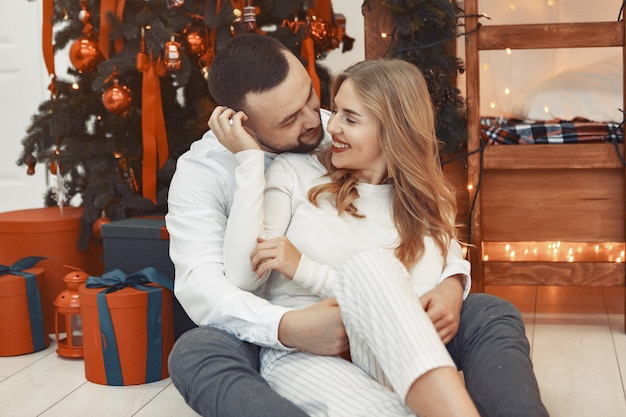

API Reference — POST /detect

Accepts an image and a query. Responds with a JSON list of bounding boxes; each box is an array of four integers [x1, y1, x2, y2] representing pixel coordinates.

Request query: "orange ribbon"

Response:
[[100, 0, 126, 59], [311, 0, 332, 22], [137, 53, 169, 203]]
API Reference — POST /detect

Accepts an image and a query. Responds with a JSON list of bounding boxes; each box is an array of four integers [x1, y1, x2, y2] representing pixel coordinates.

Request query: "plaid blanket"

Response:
[[481, 117, 624, 145]]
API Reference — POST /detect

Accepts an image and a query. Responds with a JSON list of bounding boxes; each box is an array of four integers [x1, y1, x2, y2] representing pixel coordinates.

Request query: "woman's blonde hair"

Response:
[[309, 59, 458, 267]]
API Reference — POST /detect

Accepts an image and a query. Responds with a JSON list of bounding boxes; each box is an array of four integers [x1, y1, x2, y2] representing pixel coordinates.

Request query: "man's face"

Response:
[[242, 52, 323, 154]]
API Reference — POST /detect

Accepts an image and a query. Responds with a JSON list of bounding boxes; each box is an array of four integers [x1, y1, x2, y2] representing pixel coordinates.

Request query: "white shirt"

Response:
[[166, 109, 469, 351], [224, 151, 471, 310]]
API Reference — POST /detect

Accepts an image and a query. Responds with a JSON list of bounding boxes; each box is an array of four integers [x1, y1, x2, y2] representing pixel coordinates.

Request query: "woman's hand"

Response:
[[208, 105, 259, 153], [251, 237, 302, 279]]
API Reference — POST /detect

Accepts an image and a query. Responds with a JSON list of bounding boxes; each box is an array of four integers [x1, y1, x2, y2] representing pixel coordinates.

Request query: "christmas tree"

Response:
[[19, 0, 352, 249]]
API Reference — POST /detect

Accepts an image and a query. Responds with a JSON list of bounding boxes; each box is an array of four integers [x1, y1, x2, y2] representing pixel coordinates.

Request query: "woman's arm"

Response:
[[222, 149, 274, 291]]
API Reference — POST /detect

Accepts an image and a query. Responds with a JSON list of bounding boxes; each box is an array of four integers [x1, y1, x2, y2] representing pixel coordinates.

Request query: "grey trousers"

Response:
[[168, 293, 549, 417]]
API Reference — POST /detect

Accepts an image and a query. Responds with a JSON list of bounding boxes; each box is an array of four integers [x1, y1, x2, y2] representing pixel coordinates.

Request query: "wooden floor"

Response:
[[1, 286, 625, 417]]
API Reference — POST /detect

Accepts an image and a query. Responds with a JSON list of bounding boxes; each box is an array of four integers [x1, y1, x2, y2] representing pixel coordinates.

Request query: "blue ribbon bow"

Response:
[[0, 256, 47, 352], [86, 267, 173, 386]]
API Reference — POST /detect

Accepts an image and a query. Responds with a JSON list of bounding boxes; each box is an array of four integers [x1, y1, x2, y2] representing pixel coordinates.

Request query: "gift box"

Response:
[[0, 207, 104, 335], [0, 257, 49, 356], [79, 268, 174, 386], [101, 217, 195, 338]]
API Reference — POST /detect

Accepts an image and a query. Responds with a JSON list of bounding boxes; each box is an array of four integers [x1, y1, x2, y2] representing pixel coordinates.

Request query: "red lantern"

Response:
[[54, 270, 89, 358], [164, 36, 182, 71]]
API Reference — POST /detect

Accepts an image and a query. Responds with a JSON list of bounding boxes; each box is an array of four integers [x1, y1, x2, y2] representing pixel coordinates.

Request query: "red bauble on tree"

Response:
[[70, 36, 103, 73], [70, 0, 103, 73], [183, 23, 209, 57], [92, 212, 111, 240], [102, 79, 133, 115]]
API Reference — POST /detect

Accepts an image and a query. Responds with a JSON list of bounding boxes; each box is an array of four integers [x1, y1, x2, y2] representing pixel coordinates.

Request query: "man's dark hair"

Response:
[[208, 34, 291, 111]]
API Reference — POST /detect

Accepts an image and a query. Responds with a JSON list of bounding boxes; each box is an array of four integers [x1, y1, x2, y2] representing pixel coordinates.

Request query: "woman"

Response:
[[214, 59, 479, 417]]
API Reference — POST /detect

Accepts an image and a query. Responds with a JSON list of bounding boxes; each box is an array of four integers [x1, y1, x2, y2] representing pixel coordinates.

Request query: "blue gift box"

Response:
[[101, 217, 196, 338]]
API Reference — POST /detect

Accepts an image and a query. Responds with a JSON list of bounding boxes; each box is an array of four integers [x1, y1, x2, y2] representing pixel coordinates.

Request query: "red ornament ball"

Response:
[[102, 81, 133, 115], [92, 215, 111, 240], [69, 36, 103, 73]]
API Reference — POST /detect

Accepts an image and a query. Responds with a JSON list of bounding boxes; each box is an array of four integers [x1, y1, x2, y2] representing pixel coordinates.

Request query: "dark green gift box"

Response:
[[101, 217, 195, 338]]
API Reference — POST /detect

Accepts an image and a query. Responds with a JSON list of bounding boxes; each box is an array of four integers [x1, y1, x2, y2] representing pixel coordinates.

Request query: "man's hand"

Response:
[[208, 105, 259, 153], [420, 274, 464, 344], [278, 298, 349, 356]]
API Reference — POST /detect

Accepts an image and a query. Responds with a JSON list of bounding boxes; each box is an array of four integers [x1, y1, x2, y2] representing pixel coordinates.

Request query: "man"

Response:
[[166, 34, 548, 417]]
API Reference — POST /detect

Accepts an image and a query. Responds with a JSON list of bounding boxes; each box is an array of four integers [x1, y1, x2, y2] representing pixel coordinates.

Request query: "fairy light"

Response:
[[490, 101, 496, 109], [504, 87, 510, 95], [71, 82, 80, 90], [509, 2, 516, 11], [505, 48, 512, 55], [483, 242, 625, 263]]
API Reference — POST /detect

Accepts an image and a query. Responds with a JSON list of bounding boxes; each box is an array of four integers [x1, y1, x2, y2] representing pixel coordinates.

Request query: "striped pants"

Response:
[[260, 248, 455, 417]]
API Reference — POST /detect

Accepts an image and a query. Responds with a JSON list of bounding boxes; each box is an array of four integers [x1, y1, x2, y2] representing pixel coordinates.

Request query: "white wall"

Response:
[[320, 1, 366, 76], [0, 1, 48, 214]]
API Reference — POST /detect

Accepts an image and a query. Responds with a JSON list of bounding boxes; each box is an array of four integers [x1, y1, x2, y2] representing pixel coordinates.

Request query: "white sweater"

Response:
[[224, 151, 470, 309]]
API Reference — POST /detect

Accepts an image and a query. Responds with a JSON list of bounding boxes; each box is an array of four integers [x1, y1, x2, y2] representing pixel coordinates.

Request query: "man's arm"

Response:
[[279, 298, 348, 355], [420, 240, 471, 344], [166, 136, 347, 353], [420, 274, 464, 344]]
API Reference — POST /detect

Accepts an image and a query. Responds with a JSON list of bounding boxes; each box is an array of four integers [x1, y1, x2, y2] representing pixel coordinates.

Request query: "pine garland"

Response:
[[376, 0, 467, 154]]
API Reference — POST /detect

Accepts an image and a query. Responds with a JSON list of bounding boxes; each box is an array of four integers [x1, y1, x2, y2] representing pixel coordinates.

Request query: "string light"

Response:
[[483, 242, 625, 263]]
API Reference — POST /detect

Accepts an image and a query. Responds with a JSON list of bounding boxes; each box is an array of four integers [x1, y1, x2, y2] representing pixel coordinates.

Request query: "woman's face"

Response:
[[326, 79, 387, 184]]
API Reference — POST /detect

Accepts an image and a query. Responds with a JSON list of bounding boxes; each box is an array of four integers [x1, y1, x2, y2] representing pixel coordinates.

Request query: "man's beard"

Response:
[[256, 126, 323, 154]]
